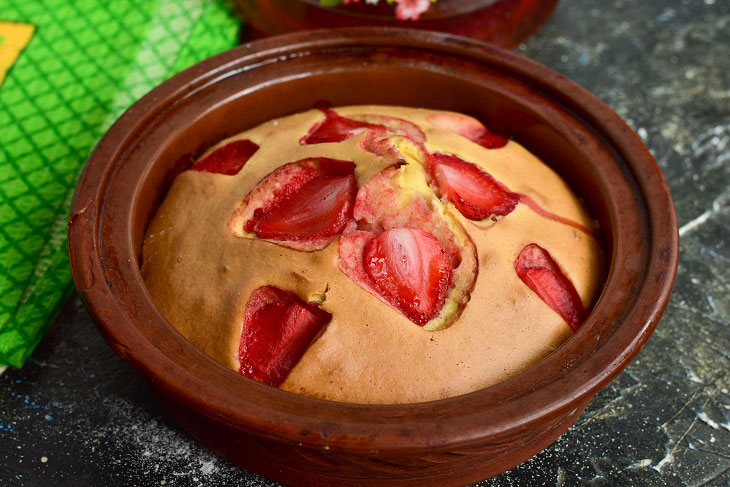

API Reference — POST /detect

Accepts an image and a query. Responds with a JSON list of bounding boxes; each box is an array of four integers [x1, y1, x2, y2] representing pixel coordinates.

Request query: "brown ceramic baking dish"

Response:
[[68, 29, 678, 486]]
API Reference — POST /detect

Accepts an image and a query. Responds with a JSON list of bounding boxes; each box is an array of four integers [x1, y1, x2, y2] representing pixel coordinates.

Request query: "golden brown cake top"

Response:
[[142, 105, 604, 404]]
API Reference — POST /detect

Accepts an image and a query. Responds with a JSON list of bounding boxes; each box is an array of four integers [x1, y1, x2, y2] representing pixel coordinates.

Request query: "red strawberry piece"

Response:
[[351, 114, 426, 145], [242, 157, 357, 250], [316, 157, 357, 176], [191, 139, 259, 175], [471, 130, 510, 150], [239, 286, 332, 386], [428, 152, 520, 221], [514, 244, 586, 332], [243, 158, 358, 245], [364, 228, 453, 326], [300, 107, 386, 145], [427, 112, 508, 149], [251, 174, 357, 240]]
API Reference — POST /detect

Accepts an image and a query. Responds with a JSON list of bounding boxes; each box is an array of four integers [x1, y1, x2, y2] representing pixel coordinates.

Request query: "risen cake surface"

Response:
[[141, 105, 604, 404]]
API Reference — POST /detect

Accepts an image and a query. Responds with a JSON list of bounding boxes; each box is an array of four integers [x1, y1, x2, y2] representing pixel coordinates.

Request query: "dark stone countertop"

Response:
[[2, 0, 729, 485]]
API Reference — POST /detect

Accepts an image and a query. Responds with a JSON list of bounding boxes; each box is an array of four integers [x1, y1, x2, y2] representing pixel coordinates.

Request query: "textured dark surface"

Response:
[[2, 0, 729, 485]]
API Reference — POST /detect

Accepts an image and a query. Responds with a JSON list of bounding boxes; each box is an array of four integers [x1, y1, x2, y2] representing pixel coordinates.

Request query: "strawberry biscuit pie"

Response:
[[142, 105, 604, 404]]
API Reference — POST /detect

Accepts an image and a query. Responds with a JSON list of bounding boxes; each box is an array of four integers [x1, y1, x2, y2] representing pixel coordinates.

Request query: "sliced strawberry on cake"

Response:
[[191, 139, 259, 175], [364, 228, 453, 326], [427, 112, 508, 149], [514, 244, 586, 331], [428, 152, 520, 222], [300, 107, 426, 147], [239, 286, 332, 386], [338, 162, 477, 330], [300, 107, 386, 145], [230, 157, 358, 251], [349, 113, 426, 145]]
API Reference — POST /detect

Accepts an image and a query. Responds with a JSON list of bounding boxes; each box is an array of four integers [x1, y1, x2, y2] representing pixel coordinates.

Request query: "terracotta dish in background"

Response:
[[68, 29, 678, 486], [237, 0, 558, 48]]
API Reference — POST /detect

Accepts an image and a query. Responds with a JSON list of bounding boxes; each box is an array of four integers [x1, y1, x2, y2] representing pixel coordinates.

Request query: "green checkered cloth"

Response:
[[0, 0, 240, 368]]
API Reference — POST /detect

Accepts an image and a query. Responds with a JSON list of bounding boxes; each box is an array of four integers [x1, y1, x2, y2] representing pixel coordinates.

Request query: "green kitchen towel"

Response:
[[0, 0, 240, 368]]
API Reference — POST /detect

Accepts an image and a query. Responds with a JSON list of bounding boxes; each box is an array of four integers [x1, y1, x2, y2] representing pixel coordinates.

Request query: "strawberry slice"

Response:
[[316, 157, 358, 176], [428, 152, 520, 221], [471, 130, 510, 150], [300, 107, 385, 145], [239, 286, 332, 386], [427, 112, 508, 149], [364, 228, 453, 326], [300, 106, 428, 153], [514, 244, 586, 332], [240, 158, 358, 249], [350, 113, 426, 145], [191, 139, 259, 175], [250, 174, 357, 240]]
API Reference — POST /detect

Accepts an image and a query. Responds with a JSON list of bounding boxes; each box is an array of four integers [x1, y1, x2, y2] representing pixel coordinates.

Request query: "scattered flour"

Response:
[[75, 395, 280, 486]]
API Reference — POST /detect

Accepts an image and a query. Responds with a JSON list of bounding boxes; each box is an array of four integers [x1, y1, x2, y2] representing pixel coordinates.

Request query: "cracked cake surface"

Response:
[[141, 105, 604, 404]]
